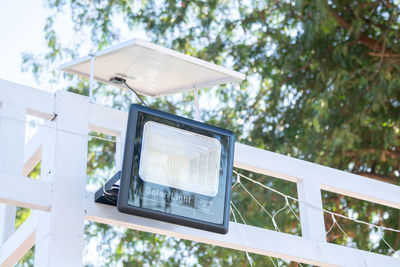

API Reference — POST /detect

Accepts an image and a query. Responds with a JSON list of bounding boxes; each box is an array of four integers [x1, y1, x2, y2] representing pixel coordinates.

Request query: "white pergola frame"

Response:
[[0, 79, 399, 266]]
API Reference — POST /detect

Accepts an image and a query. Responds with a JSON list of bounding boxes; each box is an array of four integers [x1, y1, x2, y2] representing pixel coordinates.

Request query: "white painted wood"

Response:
[[297, 179, 326, 242], [234, 143, 400, 209], [34, 120, 56, 267], [234, 143, 299, 183], [0, 204, 15, 246], [0, 103, 27, 177], [0, 212, 36, 267], [34, 91, 88, 267], [0, 174, 51, 211], [23, 129, 44, 176], [85, 192, 400, 267], [38, 121, 56, 182], [0, 102, 26, 244], [0, 205, 15, 248], [88, 102, 127, 136], [0, 80, 55, 120]]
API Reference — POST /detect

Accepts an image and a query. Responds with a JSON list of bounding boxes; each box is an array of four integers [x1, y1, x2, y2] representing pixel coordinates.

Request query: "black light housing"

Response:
[[96, 104, 235, 234]]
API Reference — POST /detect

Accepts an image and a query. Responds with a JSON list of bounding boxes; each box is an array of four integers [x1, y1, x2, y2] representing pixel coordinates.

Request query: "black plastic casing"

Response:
[[117, 104, 235, 234], [94, 171, 121, 206]]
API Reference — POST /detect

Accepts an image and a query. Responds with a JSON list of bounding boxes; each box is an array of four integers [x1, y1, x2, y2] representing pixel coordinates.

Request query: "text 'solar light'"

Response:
[[116, 104, 235, 234]]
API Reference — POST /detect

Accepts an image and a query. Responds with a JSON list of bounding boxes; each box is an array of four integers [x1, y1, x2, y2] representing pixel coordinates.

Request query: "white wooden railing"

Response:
[[0, 79, 399, 266]]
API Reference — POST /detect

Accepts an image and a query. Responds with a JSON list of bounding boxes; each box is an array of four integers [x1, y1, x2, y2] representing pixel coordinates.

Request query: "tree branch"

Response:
[[368, 52, 400, 58], [326, 5, 399, 56], [384, 0, 393, 9], [346, 149, 400, 162]]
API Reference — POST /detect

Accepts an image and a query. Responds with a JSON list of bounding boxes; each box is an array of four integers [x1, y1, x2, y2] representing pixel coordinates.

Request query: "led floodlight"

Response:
[[139, 121, 221, 197], [96, 104, 235, 234]]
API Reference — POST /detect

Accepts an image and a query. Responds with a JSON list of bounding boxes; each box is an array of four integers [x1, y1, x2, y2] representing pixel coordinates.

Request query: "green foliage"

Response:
[[18, 0, 400, 265]]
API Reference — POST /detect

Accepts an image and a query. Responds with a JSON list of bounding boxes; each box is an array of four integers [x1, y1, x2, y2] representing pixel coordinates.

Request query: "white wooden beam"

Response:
[[0, 80, 55, 120], [234, 143, 400, 209], [88, 102, 127, 137], [23, 129, 44, 177], [34, 121, 55, 267], [0, 213, 36, 267], [0, 102, 27, 244], [234, 143, 299, 183], [85, 193, 400, 267], [34, 91, 88, 267], [0, 173, 51, 211]]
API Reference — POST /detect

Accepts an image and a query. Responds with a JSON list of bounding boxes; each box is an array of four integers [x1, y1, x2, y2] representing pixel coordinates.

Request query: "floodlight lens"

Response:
[[139, 121, 221, 196]]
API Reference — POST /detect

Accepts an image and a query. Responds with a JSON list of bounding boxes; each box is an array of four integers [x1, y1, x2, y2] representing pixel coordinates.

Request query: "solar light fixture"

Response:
[[68, 38, 244, 234], [96, 104, 235, 234]]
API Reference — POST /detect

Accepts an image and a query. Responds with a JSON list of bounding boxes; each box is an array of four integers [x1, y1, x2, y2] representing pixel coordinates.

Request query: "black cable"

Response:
[[123, 81, 148, 107], [103, 184, 119, 205], [109, 76, 148, 107], [104, 194, 118, 205]]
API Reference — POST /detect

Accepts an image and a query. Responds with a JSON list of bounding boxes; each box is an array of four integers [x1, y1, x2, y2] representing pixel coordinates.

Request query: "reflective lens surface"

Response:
[[139, 121, 221, 196]]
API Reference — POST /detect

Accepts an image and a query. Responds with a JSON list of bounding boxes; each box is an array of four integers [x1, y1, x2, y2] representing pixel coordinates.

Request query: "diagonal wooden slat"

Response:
[[0, 213, 36, 267], [23, 129, 45, 177]]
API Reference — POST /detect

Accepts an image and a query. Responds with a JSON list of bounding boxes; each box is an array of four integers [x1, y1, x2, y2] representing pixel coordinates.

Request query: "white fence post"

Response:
[[0, 102, 26, 243], [33, 119, 55, 266], [297, 179, 326, 242], [34, 91, 88, 267]]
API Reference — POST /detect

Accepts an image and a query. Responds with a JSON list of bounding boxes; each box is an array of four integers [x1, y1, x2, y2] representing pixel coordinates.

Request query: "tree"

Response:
[[19, 0, 400, 266]]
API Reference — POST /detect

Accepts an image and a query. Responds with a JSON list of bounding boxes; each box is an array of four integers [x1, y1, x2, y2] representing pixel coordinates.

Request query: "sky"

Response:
[[0, 1, 50, 89], [0, 1, 151, 93]]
